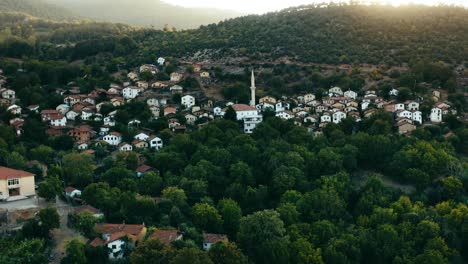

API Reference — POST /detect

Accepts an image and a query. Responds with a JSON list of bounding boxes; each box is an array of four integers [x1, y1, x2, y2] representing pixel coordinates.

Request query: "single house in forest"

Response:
[[203, 233, 228, 251]]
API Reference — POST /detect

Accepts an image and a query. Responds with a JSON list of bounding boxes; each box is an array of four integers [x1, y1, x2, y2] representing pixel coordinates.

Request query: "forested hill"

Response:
[[0, 0, 77, 21], [136, 4, 468, 65], [44, 0, 241, 29]]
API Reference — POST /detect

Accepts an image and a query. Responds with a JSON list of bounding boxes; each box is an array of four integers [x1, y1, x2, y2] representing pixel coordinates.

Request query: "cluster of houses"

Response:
[[247, 86, 455, 135], [78, 207, 227, 259], [0, 61, 460, 154]]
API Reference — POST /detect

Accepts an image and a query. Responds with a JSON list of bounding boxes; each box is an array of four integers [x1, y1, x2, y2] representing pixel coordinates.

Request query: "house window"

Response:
[[112, 245, 117, 249], [8, 179, 19, 186]]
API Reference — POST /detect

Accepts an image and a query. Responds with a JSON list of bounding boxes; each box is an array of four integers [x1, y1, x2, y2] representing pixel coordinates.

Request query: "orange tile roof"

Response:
[[231, 104, 256, 112], [149, 230, 180, 246], [203, 233, 228, 244], [0, 167, 34, 180]]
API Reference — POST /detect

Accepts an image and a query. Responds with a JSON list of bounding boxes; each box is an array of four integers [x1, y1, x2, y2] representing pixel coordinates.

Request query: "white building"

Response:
[[134, 133, 150, 141], [1, 89, 15, 99], [119, 143, 133, 152], [332, 111, 346, 123], [412, 111, 422, 124], [344, 90, 357, 100], [157, 57, 165, 66], [122, 87, 141, 99], [244, 115, 263, 134], [276, 111, 294, 120], [50, 116, 67, 127], [66, 110, 80, 121], [181, 95, 195, 108], [103, 132, 122, 146], [149, 136, 163, 150], [430, 107, 443, 123], [329, 87, 343, 96], [231, 104, 260, 120]]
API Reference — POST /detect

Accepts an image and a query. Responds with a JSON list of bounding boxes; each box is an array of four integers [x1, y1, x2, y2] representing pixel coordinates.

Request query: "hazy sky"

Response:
[[162, 0, 467, 14]]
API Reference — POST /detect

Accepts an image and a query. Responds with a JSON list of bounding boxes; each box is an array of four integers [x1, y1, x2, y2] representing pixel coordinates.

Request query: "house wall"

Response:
[[0, 176, 35, 200]]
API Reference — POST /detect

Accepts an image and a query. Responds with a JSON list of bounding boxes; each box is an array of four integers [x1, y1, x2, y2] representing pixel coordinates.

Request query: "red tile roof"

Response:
[[231, 104, 256, 112], [95, 223, 145, 237], [0, 167, 34, 180], [136, 165, 152, 173], [203, 233, 228, 244], [149, 230, 180, 246]]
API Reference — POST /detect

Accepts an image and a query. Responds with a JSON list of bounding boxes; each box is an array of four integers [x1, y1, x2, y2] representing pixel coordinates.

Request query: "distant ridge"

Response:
[[44, 0, 242, 29]]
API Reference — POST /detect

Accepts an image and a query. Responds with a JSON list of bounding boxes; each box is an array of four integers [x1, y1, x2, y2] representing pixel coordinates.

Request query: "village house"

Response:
[[200, 71, 210, 78], [203, 233, 228, 251], [7, 104, 21, 115], [149, 229, 182, 247], [0, 88, 15, 100], [259, 96, 277, 104], [405, 101, 420, 111], [321, 112, 332, 123], [170, 72, 183, 82], [344, 90, 357, 100], [230, 104, 260, 120], [90, 223, 147, 259], [396, 118, 416, 135], [139, 64, 158, 74], [134, 132, 150, 141], [41, 109, 61, 122], [103, 132, 122, 146], [118, 143, 133, 152], [157, 57, 165, 66], [122, 87, 141, 99], [66, 110, 80, 121], [275, 102, 290, 112], [68, 125, 94, 143], [74, 205, 104, 218], [0, 167, 35, 201], [50, 114, 67, 127], [164, 106, 177, 116], [127, 72, 139, 81], [430, 107, 443, 123], [65, 186, 82, 198], [329, 86, 343, 96], [137, 81, 149, 89], [389, 88, 399, 96], [332, 110, 346, 123], [276, 110, 294, 120], [181, 95, 196, 108], [132, 140, 148, 149], [170, 85, 183, 94], [184, 114, 197, 125], [148, 136, 163, 150]]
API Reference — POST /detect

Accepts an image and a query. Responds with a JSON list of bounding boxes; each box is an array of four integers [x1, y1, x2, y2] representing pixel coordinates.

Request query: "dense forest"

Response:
[[0, 4, 467, 65], [135, 4, 468, 64]]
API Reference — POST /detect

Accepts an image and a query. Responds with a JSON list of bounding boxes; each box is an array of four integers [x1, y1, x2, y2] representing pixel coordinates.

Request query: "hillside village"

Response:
[[0, 55, 467, 262], [0, 57, 462, 153]]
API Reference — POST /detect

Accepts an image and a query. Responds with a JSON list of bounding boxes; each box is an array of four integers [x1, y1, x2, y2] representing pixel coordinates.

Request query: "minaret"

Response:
[[250, 69, 256, 107]]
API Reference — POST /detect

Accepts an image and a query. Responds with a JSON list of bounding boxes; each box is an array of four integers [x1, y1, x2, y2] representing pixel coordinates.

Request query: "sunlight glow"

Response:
[[162, 0, 468, 14]]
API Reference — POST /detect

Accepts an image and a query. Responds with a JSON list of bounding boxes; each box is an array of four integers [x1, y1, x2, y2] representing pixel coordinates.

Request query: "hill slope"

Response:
[[0, 0, 77, 20], [136, 4, 468, 65], [44, 0, 241, 29]]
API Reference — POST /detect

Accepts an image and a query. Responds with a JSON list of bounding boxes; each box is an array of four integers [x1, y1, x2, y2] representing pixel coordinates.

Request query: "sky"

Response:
[[162, 0, 468, 14]]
